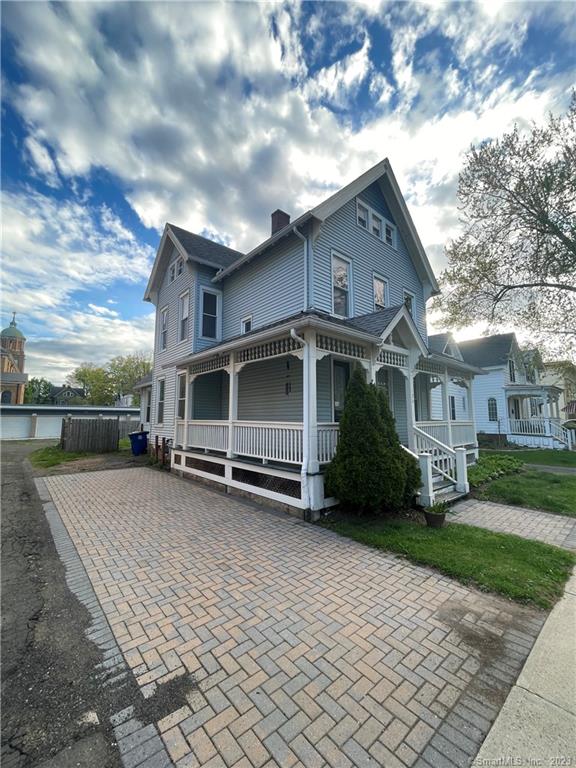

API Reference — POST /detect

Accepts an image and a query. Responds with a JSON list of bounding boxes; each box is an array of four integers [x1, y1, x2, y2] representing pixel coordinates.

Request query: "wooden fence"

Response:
[[61, 417, 120, 453]]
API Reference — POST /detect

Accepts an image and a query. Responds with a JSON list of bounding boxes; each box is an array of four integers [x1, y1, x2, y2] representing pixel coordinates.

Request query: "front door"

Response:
[[333, 361, 350, 422]]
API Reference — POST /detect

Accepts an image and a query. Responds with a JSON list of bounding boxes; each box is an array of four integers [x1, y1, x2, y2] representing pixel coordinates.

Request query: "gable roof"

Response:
[[427, 333, 450, 354], [212, 158, 440, 294], [144, 223, 243, 301], [51, 385, 84, 397], [133, 372, 153, 390], [458, 333, 516, 368]]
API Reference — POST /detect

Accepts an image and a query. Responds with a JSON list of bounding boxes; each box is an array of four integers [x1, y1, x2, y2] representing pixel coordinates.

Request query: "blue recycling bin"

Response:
[[129, 431, 148, 456]]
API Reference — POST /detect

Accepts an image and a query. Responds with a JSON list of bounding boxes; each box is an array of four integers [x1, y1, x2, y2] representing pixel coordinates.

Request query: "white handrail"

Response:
[[413, 426, 456, 483]]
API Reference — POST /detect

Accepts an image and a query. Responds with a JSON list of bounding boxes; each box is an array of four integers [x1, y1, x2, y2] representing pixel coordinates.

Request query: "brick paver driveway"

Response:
[[451, 499, 576, 551], [44, 468, 545, 768]]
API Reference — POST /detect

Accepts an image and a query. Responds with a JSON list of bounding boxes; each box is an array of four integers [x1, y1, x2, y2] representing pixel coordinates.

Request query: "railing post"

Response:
[[227, 352, 238, 458], [418, 453, 434, 506], [29, 413, 38, 439], [455, 447, 469, 494], [441, 370, 453, 447]]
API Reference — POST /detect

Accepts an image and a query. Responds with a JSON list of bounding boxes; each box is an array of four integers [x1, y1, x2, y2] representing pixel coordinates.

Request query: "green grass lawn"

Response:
[[481, 449, 576, 468], [322, 515, 575, 609], [30, 437, 132, 469], [476, 470, 576, 517], [29, 445, 90, 469]]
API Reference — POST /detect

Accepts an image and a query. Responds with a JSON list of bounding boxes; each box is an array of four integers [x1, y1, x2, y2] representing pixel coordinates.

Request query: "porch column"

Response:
[[183, 368, 190, 446], [543, 395, 551, 435], [303, 330, 319, 474], [442, 370, 453, 447], [466, 377, 478, 458], [404, 369, 416, 452], [227, 352, 238, 458]]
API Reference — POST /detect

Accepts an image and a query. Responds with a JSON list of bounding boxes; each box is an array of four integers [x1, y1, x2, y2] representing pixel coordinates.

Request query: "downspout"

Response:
[[290, 328, 310, 510], [292, 226, 307, 310]]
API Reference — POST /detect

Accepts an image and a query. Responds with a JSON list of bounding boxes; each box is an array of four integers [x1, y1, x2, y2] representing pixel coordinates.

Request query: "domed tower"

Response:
[[1, 313, 28, 404]]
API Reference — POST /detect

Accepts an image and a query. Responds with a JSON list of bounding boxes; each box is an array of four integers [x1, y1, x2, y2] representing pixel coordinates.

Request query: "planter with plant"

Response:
[[423, 501, 448, 528]]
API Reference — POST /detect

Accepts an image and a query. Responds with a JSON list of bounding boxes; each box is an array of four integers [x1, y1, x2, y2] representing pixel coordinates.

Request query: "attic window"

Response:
[[385, 223, 395, 247], [357, 198, 396, 248], [177, 257, 184, 276], [357, 202, 368, 229]]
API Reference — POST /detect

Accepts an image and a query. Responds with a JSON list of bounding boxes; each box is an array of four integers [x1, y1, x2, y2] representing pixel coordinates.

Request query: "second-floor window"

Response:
[[374, 276, 388, 311], [488, 397, 498, 422], [332, 253, 351, 317], [179, 292, 189, 342], [241, 315, 252, 334], [160, 307, 168, 350], [509, 359, 516, 382], [201, 290, 219, 339]]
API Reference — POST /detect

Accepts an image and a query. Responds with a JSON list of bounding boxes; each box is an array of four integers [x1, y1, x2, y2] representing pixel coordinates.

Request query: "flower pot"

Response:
[[424, 511, 446, 528]]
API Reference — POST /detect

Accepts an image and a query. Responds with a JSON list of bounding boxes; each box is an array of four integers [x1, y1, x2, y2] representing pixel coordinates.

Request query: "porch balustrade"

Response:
[[508, 417, 572, 448], [415, 420, 476, 447]]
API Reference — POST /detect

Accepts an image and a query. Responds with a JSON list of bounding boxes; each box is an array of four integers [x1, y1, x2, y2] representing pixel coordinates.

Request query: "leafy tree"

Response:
[[375, 386, 421, 505], [24, 377, 53, 404], [67, 364, 115, 405], [434, 94, 576, 358], [107, 352, 152, 404], [325, 367, 406, 513]]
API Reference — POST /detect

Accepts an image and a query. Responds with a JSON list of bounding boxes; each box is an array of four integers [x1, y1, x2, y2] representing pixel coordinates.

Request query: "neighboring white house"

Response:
[[540, 361, 576, 419], [455, 333, 572, 451], [142, 158, 484, 514]]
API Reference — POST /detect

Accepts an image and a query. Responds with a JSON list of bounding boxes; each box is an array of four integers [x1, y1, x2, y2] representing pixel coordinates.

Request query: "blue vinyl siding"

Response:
[[192, 371, 228, 419], [237, 357, 303, 421], [221, 234, 305, 340], [317, 356, 332, 422], [312, 185, 427, 340]]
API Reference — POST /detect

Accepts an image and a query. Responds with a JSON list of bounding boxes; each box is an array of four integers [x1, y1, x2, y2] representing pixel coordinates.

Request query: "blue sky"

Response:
[[2, 1, 574, 380]]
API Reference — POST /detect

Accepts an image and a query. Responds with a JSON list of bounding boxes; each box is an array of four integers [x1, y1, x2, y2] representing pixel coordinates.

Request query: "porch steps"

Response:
[[432, 476, 468, 504]]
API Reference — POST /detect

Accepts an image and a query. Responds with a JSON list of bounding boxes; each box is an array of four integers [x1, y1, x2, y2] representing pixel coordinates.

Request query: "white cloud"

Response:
[[88, 303, 119, 317], [304, 36, 372, 108], [23, 135, 60, 187]]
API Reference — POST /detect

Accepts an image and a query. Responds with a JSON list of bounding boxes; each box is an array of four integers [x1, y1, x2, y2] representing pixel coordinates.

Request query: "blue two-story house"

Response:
[[143, 159, 482, 514]]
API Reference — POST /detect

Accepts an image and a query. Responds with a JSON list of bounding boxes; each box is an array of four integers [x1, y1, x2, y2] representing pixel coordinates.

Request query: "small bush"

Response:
[[468, 453, 523, 487], [325, 367, 419, 514]]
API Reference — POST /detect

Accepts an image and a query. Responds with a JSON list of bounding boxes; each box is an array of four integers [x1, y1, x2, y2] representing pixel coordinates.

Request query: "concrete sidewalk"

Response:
[[475, 569, 576, 765]]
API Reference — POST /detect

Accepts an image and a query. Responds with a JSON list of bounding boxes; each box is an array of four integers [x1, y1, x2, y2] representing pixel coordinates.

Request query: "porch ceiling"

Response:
[[505, 384, 562, 397]]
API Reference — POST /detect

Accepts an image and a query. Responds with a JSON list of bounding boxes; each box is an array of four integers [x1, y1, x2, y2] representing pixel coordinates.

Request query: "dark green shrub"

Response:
[[325, 367, 419, 514], [375, 385, 421, 505], [324, 367, 391, 513]]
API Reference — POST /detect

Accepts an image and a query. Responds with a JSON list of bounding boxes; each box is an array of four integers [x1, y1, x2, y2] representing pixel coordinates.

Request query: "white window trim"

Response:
[[241, 314, 253, 334], [403, 289, 416, 317], [331, 249, 353, 319], [176, 372, 187, 420], [178, 290, 190, 344], [356, 197, 396, 249], [156, 377, 166, 425], [199, 287, 222, 341], [373, 273, 390, 311], [159, 306, 168, 351]]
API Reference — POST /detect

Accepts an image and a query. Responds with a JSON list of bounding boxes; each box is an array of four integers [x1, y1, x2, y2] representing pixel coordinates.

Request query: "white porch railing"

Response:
[[318, 423, 339, 464], [509, 418, 547, 436], [416, 420, 476, 447], [187, 420, 229, 452], [414, 427, 456, 483], [233, 421, 303, 464]]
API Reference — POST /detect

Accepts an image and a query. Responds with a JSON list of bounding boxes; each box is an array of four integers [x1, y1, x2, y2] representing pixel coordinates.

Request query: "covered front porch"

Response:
[[170, 309, 479, 511], [505, 384, 572, 450]]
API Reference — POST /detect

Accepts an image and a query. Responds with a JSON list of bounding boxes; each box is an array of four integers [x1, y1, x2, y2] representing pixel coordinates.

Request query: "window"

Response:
[[488, 397, 498, 422], [160, 307, 168, 350], [176, 257, 183, 276], [356, 198, 396, 247], [403, 290, 415, 317], [201, 290, 219, 339], [332, 253, 351, 317], [373, 275, 388, 311], [169, 263, 176, 283], [449, 395, 456, 421], [177, 373, 186, 419], [385, 223, 395, 247], [145, 393, 151, 423], [179, 292, 189, 342], [241, 315, 252, 334], [508, 359, 516, 382], [157, 379, 165, 423], [357, 202, 368, 229]]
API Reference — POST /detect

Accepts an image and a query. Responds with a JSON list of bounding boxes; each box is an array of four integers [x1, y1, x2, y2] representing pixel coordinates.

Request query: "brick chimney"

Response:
[[271, 209, 290, 235]]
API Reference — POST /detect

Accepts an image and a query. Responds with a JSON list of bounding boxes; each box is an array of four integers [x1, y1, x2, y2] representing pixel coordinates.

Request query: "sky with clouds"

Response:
[[2, 1, 574, 381]]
